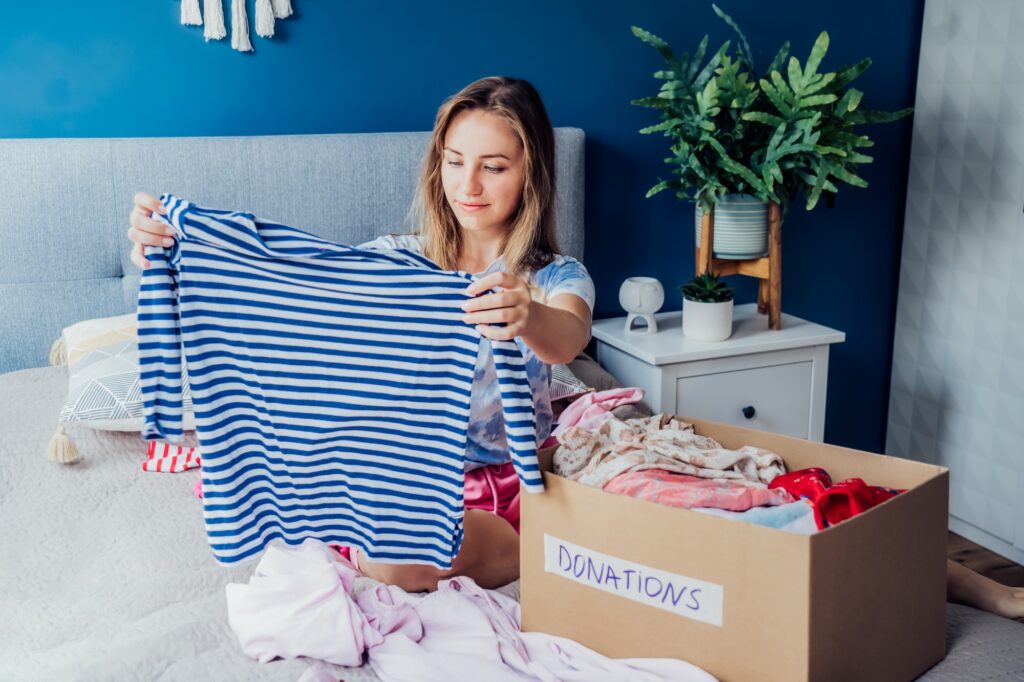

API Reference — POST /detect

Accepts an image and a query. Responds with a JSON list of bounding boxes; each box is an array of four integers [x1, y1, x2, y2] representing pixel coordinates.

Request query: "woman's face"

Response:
[[441, 109, 526, 236]]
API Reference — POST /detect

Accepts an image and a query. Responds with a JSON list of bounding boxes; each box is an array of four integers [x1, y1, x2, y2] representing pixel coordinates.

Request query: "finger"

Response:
[[131, 209, 174, 237], [462, 291, 515, 313], [466, 271, 509, 296], [475, 324, 516, 342], [130, 244, 149, 270], [134, 191, 166, 215], [127, 225, 175, 248], [464, 308, 514, 326]]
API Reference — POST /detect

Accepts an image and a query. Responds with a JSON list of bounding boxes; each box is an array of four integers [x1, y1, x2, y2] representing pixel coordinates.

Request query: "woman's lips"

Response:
[[459, 202, 488, 212]]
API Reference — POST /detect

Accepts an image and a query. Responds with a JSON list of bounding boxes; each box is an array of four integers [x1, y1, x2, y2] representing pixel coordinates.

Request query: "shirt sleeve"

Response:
[[138, 239, 186, 444], [539, 256, 596, 312]]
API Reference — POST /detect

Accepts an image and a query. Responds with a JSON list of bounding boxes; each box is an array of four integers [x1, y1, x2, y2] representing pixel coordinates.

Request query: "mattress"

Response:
[[1, 365, 1021, 681]]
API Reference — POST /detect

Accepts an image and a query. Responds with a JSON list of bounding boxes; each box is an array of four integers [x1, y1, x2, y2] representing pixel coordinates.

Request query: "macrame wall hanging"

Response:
[[180, 0, 294, 53]]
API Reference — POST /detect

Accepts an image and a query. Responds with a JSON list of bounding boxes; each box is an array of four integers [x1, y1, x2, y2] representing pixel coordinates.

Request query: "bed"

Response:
[[1, 131, 1021, 681]]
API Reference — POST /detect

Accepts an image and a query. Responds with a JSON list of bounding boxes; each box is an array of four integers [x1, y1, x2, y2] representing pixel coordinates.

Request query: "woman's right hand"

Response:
[[127, 192, 175, 270]]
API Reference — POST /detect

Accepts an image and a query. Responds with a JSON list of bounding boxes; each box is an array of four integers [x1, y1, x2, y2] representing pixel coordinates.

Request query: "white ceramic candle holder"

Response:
[[619, 277, 664, 335]]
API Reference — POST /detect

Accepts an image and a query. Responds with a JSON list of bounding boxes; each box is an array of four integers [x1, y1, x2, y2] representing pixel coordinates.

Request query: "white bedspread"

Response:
[[0, 365, 383, 681], [2, 365, 1022, 681]]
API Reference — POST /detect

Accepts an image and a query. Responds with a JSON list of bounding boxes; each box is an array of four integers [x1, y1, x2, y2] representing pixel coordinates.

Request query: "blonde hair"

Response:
[[412, 76, 559, 275]]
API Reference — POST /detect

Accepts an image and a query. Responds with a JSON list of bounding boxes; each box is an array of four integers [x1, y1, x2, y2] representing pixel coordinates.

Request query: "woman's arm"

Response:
[[519, 294, 592, 364], [463, 272, 592, 365]]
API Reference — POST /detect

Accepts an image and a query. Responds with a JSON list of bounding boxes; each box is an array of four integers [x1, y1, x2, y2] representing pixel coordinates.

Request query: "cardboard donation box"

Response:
[[520, 417, 949, 682]]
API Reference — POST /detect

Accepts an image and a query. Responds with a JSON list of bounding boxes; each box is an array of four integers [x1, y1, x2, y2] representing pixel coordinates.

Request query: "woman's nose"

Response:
[[459, 168, 483, 197]]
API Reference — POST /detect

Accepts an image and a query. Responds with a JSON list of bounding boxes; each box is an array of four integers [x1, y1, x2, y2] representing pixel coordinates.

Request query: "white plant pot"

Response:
[[694, 194, 769, 260], [683, 298, 733, 342]]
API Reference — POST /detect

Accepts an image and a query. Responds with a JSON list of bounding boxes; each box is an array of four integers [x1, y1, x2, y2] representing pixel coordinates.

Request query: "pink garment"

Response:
[[225, 541, 381, 667], [226, 539, 717, 681], [603, 468, 795, 512], [550, 387, 645, 438], [464, 462, 521, 533], [142, 440, 200, 473]]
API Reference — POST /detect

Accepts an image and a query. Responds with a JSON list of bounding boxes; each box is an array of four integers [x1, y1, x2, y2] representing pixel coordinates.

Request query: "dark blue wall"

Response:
[[0, 1, 924, 453]]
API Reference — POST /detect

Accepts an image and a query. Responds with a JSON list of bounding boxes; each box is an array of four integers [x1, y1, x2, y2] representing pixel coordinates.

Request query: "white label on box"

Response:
[[543, 533, 724, 627]]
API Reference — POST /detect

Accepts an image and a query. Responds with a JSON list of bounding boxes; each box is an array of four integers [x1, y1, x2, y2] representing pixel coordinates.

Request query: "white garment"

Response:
[[554, 413, 787, 488], [225, 541, 381, 666], [225, 540, 717, 682]]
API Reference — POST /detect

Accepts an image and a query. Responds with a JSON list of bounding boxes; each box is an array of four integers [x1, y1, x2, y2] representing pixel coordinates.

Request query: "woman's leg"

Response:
[[356, 509, 521, 592], [947, 559, 1024, 619]]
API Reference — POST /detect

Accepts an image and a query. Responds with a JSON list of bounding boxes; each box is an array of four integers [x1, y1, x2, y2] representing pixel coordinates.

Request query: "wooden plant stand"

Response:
[[695, 202, 782, 330]]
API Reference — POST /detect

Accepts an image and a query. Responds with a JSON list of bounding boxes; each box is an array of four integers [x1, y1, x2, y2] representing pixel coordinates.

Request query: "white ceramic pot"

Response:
[[694, 194, 769, 259], [682, 298, 733, 342], [618, 277, 665, 334]]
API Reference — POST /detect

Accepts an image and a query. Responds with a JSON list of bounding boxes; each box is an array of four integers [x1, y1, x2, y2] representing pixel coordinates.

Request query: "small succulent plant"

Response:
[[681, 272, 734, 303]]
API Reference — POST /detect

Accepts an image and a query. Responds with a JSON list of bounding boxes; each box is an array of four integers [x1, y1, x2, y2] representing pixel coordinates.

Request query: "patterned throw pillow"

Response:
[[58, 339, 195, 431], [549, 362, 593, 402], [53, 313, 195, 432], [58, 312, 138, 366]]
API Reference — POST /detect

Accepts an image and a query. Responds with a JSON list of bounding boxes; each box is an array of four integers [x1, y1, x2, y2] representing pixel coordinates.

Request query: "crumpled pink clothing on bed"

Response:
[[553, 413, 787, 488], [550, 387, 646, 437], [603, 468, 795, 512], [225, 540, 717, 681]]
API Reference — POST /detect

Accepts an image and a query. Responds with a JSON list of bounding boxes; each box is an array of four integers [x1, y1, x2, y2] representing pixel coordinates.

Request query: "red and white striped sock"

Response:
[[143, 440, 201, 473]]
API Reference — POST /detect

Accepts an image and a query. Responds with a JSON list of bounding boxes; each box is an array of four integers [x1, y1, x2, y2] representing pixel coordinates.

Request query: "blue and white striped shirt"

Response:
[[138, 194, 542, 569]]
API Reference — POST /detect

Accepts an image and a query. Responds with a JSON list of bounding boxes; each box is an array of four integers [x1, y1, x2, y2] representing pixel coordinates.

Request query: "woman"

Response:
[[127, 76, 1024, 620], [128, 76, 594, 592]]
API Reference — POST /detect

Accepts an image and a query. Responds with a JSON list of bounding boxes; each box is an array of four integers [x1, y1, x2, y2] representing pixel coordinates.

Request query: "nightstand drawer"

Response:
[[675, 361, 813, 438]]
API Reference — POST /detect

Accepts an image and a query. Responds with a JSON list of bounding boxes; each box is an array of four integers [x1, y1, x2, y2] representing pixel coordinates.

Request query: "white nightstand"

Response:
[[591, 303, 845, 441]]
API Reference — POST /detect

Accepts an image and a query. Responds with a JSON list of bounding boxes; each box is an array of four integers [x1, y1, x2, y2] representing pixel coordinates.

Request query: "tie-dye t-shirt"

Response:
[[359, 234, 595, 470]]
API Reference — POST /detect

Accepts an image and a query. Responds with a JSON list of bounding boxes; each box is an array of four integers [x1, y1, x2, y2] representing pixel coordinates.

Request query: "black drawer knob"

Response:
[[742, 405, 756, 419]]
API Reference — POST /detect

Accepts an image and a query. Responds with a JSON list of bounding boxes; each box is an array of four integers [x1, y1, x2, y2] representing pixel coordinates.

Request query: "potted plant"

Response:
[[681, 272, 734, 341], [631, 4, 912, 258]]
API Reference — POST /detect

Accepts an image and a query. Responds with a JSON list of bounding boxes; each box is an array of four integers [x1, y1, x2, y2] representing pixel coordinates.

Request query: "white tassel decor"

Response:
[[180, 0, 203, 26], [271, 0, 293, 19], [203, 0, 226, 40], [48, 425, 80, 464], [231, 0, 253, 52], [255, 0, 275, 38]]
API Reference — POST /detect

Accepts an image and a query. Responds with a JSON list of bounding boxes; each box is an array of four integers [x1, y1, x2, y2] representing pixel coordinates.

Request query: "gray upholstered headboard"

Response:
[[0, 128, 585, 374]]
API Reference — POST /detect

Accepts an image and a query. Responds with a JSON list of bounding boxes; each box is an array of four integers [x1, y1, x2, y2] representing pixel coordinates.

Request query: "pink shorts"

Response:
[[463, 461, 521, 534]]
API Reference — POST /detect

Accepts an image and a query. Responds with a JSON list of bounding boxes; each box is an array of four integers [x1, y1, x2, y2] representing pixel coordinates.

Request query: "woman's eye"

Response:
[[446, 160, 462, 167], [485, 166, 505, 173]]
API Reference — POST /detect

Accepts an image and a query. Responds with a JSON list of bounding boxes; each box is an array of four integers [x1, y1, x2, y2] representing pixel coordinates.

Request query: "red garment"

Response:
[[143, 440, 200, 473], [603, 468, 794, 512], [817, 479, 902, 526], [768, 468, 904, 529]]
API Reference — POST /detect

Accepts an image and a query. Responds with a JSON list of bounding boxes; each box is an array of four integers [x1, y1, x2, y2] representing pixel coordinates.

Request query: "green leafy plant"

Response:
[[681, 272, 734, 303], [632, 4, 912, 212]]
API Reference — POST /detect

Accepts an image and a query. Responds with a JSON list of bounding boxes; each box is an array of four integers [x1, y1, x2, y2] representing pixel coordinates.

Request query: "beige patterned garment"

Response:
[[552, 414, 787, 489]]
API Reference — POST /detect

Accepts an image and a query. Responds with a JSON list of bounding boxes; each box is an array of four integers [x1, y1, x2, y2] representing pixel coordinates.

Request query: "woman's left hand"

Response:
[[463, 272, 535, 341]]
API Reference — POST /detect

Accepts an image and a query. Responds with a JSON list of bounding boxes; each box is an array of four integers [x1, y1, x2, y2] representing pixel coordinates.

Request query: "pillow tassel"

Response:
[[180, 0, 203, 26], [48, 425, 80, 464], [231, 0, 253, 52], [271, 0, 293, 19], [203, 0, 226, 40], [255, 0, 275, 38], [49, 336, 67, 366]]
